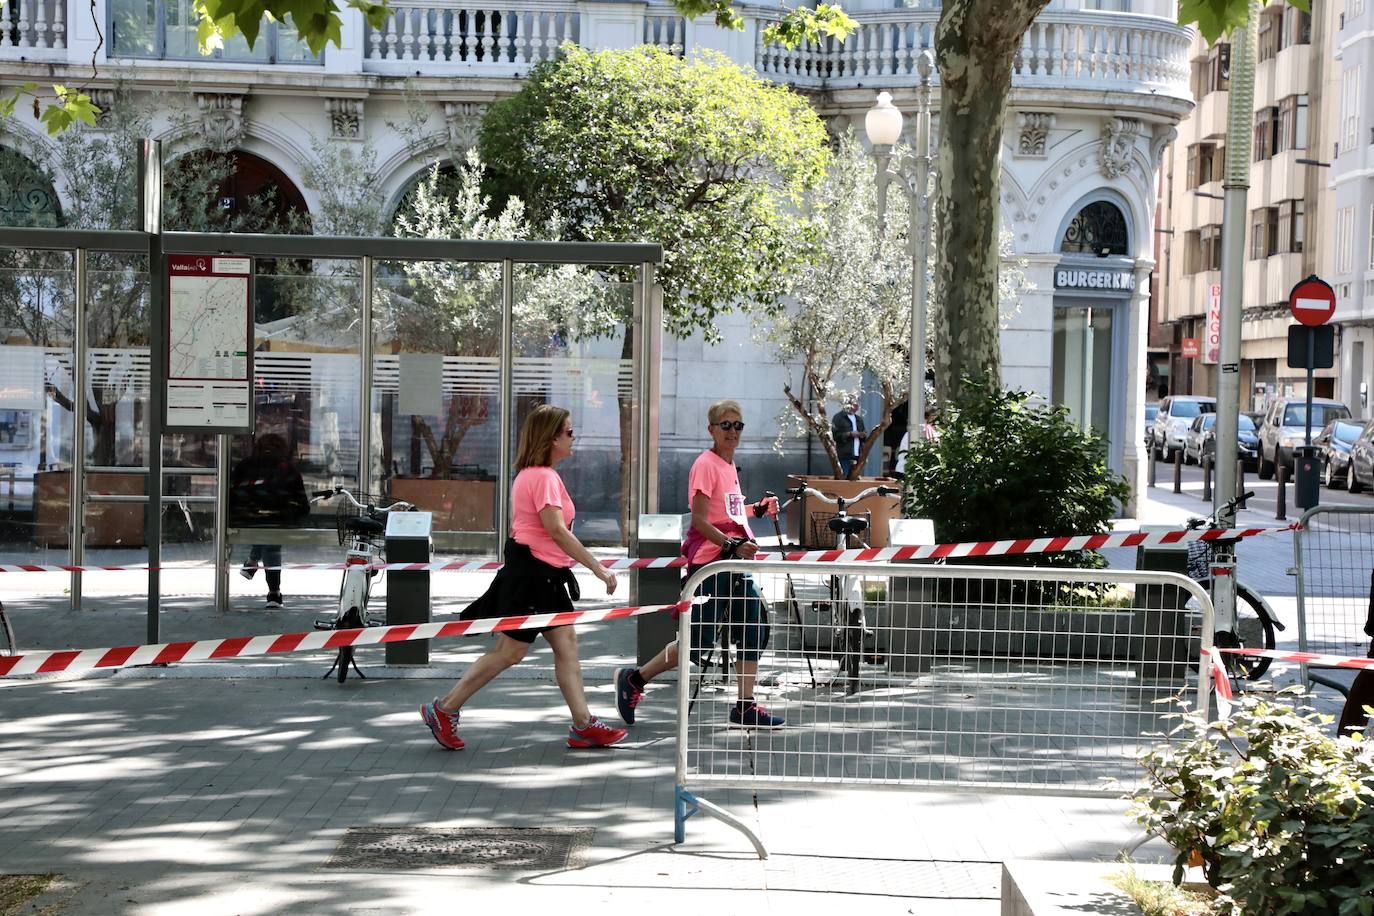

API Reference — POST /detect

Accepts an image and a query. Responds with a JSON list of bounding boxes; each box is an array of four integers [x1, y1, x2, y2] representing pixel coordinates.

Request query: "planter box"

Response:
[[785, 474, 900, 548], [35, 470, 146, 549], [389, 477, 495, 533]]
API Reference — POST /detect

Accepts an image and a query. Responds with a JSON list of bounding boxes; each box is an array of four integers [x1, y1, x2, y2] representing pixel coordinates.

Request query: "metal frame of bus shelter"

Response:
[[0, 141, 662, 640]]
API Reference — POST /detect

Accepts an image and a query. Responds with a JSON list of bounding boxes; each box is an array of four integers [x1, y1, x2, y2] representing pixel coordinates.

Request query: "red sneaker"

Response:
[[421, 699, 465, 750], [567, 715, 627, 748]]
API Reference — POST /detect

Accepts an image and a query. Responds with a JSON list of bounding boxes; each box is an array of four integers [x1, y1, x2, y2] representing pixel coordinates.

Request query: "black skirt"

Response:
[[460, 539, 581, 644]]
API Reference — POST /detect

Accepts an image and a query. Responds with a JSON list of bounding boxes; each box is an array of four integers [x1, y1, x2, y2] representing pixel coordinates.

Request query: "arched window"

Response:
[[0, 147, 61, 228], [164, 149, 310, 232], [1060, 201, 1129, 256]]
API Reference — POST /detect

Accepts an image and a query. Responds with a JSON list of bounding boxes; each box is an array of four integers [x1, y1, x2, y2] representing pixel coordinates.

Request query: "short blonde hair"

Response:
[[707, 400, 743, 425], [514, 404, 570, 470]]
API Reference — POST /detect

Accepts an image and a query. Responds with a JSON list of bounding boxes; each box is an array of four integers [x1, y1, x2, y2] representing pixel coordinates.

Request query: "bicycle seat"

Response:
[[827, 516, 869, 536], [345, 516, 386, 536]]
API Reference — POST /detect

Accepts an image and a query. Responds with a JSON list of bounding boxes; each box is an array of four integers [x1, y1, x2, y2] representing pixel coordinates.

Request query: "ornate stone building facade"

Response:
[[0, 0, 1193, 525]]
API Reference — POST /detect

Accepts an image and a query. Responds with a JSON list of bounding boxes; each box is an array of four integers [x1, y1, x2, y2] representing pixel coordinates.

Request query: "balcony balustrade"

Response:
[[2, 0, 1191, 104]]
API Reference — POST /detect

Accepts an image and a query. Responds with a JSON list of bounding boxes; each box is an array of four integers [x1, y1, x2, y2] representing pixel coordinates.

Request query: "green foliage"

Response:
[[900, 382, 1129, 564], [1129, 689, 1374, 915], [1178, 0, 1307, 43], [192, 0, 389, 55], [1, 83, 97, 136], [479, 45, 830, 341]]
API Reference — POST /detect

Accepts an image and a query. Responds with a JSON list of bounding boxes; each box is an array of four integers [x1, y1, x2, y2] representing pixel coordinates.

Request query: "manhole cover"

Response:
[[323, 827, 594, 871]]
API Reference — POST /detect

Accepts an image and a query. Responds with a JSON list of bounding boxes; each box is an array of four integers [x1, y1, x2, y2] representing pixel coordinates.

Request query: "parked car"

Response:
[[1257, 397, 1352, 479], [1345, 419, 1374, 494], [1182, 413, 1215, 465], [1150, 395, 1216, 462], [1196, 412, 1260, 469], [1143, 403, 1159, 448], [1316, 418, 1368, 489]]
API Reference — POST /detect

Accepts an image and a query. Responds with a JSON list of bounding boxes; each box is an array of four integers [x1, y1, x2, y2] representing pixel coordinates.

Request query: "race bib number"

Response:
[[725, 492, 748, 524]]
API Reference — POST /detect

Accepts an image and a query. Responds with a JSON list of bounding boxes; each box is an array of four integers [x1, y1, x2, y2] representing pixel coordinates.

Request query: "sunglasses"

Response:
[[713, 420, 746, 432]]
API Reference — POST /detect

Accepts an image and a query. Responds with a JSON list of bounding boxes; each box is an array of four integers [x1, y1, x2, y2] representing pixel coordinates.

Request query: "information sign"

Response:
[[165, 255, 254, 432]]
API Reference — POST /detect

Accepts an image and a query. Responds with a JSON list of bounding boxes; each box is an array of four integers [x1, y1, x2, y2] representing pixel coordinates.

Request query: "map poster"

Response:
[[164, 254, 254, 432]]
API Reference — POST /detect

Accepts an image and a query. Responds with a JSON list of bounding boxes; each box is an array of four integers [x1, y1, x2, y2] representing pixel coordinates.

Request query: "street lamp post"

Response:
[[864, 52, 934, 454]]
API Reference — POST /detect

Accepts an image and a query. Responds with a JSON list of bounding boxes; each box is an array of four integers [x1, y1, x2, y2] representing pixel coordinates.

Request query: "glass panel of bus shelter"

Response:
[[210, 265, 365, 646], [372, 259, 503, 567], [512, 269, 635, 548], [0, 250, 75, 621]]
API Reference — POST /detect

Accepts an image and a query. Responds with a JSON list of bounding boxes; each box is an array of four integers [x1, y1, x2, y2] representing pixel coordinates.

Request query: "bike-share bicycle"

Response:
[[310, 486, 415, 683], [1184, 491, 1282, 682], [781, 482, 900, 694]]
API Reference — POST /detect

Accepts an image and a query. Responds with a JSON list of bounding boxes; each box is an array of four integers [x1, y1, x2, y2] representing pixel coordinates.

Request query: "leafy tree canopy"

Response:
[[479, 45, 830, 339]]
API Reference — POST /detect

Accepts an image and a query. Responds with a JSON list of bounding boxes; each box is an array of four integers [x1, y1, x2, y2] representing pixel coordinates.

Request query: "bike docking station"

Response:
[[384, 510, 433, 666], [1286, 275, 1337, 512], [634, 514, 690, 665]]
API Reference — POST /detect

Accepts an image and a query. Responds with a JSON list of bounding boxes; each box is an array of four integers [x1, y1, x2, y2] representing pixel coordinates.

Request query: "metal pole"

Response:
[[909, 52, 933, 444], [138, 139, 164, 645], [359, 256, 374, 499], [496, 258, 514, 559], [1213, 0, 1258, 528], [214, 433, 229, 613], [70, 247, 87, 611]]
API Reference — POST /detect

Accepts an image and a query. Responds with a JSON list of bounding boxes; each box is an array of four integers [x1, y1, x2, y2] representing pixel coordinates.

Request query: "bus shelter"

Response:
[[0, 221, 661, 645]]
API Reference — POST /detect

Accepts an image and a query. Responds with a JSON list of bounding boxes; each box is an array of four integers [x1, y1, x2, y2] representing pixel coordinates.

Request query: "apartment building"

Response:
[[1156, 0, 1338, 413], [0, 0, 1193, 535], [1331, 0, 1374, 414]]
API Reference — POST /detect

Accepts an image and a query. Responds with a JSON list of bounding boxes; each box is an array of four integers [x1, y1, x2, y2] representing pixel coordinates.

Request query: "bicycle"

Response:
[[782, 482, 901, 694], [310, 486, 415, 683], [1183, 491, 1282, 681], [0, 600, 13, 657]]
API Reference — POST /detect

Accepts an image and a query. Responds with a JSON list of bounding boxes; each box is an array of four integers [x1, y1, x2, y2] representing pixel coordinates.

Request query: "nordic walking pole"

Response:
[[764, 490, 815, 688]]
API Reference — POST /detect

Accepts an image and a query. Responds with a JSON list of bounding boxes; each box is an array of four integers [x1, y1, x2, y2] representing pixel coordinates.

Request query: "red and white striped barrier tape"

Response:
[[0, 599, 695, 678], [1213, 645, 1374, 672], [0, 524, 1300, 575]]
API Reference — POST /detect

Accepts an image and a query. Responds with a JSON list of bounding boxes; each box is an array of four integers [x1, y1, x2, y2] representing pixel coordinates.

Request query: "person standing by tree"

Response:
[[611, 400, 784, 730], [421, 404, 627, 751], [832, 399, 866, 478]]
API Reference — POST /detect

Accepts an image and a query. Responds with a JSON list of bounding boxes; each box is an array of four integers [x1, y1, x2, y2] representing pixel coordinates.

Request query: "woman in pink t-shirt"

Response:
[[420, 404, 627, 751], [611, 400, 785, 730]]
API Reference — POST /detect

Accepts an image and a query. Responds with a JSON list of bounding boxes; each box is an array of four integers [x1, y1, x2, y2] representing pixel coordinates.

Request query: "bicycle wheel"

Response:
[[335, 606, 363, 684], [0, 602, 14, 656], [1228, 584, 1276, 680]]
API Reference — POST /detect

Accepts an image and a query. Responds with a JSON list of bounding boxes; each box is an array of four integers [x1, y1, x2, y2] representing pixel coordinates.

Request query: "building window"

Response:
[[1060, 201, 1130, 256], [1258, 8, 1280, 61], [1277, 95, 1308, 152], [1187, 142, 1224, 188], [1207, 44, 1231, 94], [1342, 66, 1362, 154], [1200, 224, 1223, 272], [1336, 206, 1355, 273], [1254, 106, 1278, 161], [1369, 204, 1374, 270], [1276, 199, 1304, 254], [1280, 5, 1312, 49], [1249, 208, 1278, 259]]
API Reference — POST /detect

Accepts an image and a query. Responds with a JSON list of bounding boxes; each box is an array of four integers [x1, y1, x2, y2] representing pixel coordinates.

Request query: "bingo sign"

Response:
[[1202, 283, 1222, 365]]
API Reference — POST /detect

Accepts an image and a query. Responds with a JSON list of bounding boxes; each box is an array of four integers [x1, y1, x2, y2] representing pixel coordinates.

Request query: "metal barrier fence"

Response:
[[1293, 506, 1374, 695], [672, 559, 1213, 857]]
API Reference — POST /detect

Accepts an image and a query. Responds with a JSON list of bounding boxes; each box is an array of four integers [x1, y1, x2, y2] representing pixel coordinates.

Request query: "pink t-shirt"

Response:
[[510, 466, 575, 568], [687, 449, 752, 565]]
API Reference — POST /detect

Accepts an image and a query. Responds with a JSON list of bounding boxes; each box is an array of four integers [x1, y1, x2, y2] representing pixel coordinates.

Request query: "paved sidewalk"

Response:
[[1, 484, 1353, 913]]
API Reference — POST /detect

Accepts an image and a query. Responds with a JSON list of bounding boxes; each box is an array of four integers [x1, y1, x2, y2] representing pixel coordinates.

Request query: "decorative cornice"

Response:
[[1099, 116, 1142, 179], [1015, 112, 1055, 158], [196, 92, 247, 152], [325, 98, 364, 141], [442, 101, 485, 151]]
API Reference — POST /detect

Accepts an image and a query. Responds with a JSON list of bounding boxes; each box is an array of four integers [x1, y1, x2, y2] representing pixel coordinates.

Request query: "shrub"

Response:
[[1129, 689, 1374, 915], [901, 382, 1129, 573]]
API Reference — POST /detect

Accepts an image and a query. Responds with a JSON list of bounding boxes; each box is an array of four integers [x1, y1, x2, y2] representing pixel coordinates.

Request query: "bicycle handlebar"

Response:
[[1186, 490, 1255, 530], [781, 483, 900, 509], [311, 486, 414, 513]]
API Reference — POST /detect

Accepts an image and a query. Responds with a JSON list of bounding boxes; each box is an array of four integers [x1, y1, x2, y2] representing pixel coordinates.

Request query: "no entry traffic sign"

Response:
[[1288, 275, 1336, 327]]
